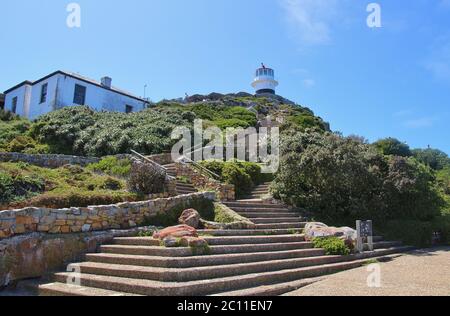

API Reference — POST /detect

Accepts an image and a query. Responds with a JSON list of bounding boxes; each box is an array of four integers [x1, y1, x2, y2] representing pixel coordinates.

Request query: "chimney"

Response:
[[101, 76, 112, 89]]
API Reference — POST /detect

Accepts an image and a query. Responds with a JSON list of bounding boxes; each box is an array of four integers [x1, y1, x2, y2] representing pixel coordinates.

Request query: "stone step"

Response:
[[251, 217, 303, 224], [177, 190, 197, 194], [69, 253, 360, 282], [103, 241, 314, 257], [238, 212, 300, 218], [113, 237, 160, 246], [254, 223, 307, 229], [251, 188, 270, 193], [51, 247, 410, 296], [231, 207, 292, 212], [86, 248, 325, 268], [247, 193, 269, 198], [212, 277, 325, 297], [176, 187, 196, 192], [114, 235, 307, 247], [176, 183, 196, 188], [177, 191, 198, 195], [198, 229, 304, 236], [39, 283, 139, 296], [225, 202, 286, 208]]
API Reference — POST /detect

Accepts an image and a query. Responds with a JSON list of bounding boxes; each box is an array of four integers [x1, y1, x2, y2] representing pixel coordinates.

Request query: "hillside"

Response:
[[0, 93, 329, 157]]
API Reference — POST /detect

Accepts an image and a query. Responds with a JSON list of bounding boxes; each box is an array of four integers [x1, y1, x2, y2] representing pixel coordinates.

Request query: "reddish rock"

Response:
[[178, 209, 201, 229], [153, 224, 198, 240]]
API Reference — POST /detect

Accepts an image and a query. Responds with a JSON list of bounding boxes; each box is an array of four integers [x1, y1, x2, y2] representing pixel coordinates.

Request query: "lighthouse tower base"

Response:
[[255, 88, 276, 95]]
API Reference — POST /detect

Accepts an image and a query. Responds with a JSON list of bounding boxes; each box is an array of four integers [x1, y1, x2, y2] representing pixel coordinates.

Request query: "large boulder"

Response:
[[153, 225, 198, 240], [178, 209, 201, 229], [304, 222, 357, 245]]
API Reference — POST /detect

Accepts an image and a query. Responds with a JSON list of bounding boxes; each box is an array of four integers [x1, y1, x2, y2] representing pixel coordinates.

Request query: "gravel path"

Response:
[[285, 247, 450, 296]]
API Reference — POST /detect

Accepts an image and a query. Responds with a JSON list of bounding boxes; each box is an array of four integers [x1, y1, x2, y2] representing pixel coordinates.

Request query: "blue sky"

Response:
[[1, 0, 449, 153]]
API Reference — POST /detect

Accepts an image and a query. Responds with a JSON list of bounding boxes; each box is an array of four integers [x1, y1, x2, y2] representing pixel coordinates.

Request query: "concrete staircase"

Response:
[[243, 183, 271, 199], [38, 198, 411, 296], [163, 163, 198, 195]]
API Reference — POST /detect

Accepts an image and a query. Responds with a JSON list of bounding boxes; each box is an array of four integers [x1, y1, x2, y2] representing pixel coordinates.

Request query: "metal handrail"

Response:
[[130, 150, 168, 175], [178, 155, 221, 180]]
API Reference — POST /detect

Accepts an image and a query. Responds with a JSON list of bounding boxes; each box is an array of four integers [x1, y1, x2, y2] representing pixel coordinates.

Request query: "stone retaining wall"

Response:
[[0, 227, 154, 287], [175, 163, 235, 201], [0, 192, 215, 240]]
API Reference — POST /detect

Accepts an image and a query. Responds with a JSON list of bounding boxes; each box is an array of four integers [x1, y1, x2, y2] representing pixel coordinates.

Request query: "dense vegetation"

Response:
[[199, 160, 272, 197], [1, 94, 449, 246], [0, 162, 137, 210], [273, 132, 450, 246], [0, 95, 329, 157]]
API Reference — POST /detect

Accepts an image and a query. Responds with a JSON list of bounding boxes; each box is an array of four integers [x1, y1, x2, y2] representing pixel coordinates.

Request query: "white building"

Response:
[[3, 71, 150, 119], [251, 64, 279, 95]]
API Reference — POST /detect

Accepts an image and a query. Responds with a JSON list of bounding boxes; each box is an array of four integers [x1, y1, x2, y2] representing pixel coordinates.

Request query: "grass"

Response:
[[86, 156, 132, 178], [0, 162, 138, 210]]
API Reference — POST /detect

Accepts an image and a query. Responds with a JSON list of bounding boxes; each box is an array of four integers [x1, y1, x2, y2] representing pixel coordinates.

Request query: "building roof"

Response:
[[3, 70, 148, 103]]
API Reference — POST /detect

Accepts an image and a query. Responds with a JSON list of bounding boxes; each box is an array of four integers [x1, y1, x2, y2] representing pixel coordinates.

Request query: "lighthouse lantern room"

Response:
[[252, 63, 279, 95]]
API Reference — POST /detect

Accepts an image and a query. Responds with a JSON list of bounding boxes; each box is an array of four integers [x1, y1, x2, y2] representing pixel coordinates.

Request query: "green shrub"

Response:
[[313, 237, 351, 256], [87, 156, 131, 177], [0, 119, 31, 149], [0, 171, 45, 204], [127, 161, 167, 195], [272, 131, 443, 226], [200, 160, 268, 198], [373, 138, 412, 157], [380, 220, 434, 248], [4, 135, 49, 154], [222, 163, 253, 197], [30, 106, 191, 156], [412, 148, 450, 171]]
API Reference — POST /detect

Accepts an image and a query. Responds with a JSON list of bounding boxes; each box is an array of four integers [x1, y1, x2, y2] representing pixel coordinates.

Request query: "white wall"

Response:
[[4, 85, 31, 117], [4, 73, 147, 119]]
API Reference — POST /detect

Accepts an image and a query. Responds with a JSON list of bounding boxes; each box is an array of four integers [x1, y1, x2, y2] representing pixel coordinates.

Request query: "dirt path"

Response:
[[285, 247, 450, 296]]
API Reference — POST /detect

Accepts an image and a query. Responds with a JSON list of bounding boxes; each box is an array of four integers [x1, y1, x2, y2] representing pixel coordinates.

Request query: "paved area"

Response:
[[285, 247, 450, 296]]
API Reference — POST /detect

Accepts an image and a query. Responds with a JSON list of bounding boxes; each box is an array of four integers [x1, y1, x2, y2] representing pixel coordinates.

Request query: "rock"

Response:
[[179, 236, 208, 248], [162, 237, 180, 248], [178, 209, 201, 228], [304, 222, 357, 245], [200, 220, 227, 230], [153, 224, 198, 240], [81, 224, 91, 233]]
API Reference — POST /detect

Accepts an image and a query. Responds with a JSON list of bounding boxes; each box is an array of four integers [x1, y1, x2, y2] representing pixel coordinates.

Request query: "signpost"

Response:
[[356, 220, 374, 253]]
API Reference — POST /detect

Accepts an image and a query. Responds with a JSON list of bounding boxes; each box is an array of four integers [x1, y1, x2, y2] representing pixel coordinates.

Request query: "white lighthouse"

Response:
[[252, 63, 279, 95]]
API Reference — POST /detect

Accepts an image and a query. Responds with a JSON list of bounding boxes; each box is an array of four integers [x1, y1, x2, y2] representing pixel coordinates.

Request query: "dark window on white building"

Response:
[[73, 84, 86, 105], [12, 97, 18, 113], [125, 105, 133, 113], [40, 83, 48, 104]]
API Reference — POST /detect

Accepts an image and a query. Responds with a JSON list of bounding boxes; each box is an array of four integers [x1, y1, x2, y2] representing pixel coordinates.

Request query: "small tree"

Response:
[[373, 138, 412, 157], [127, 160, 167, 195]]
